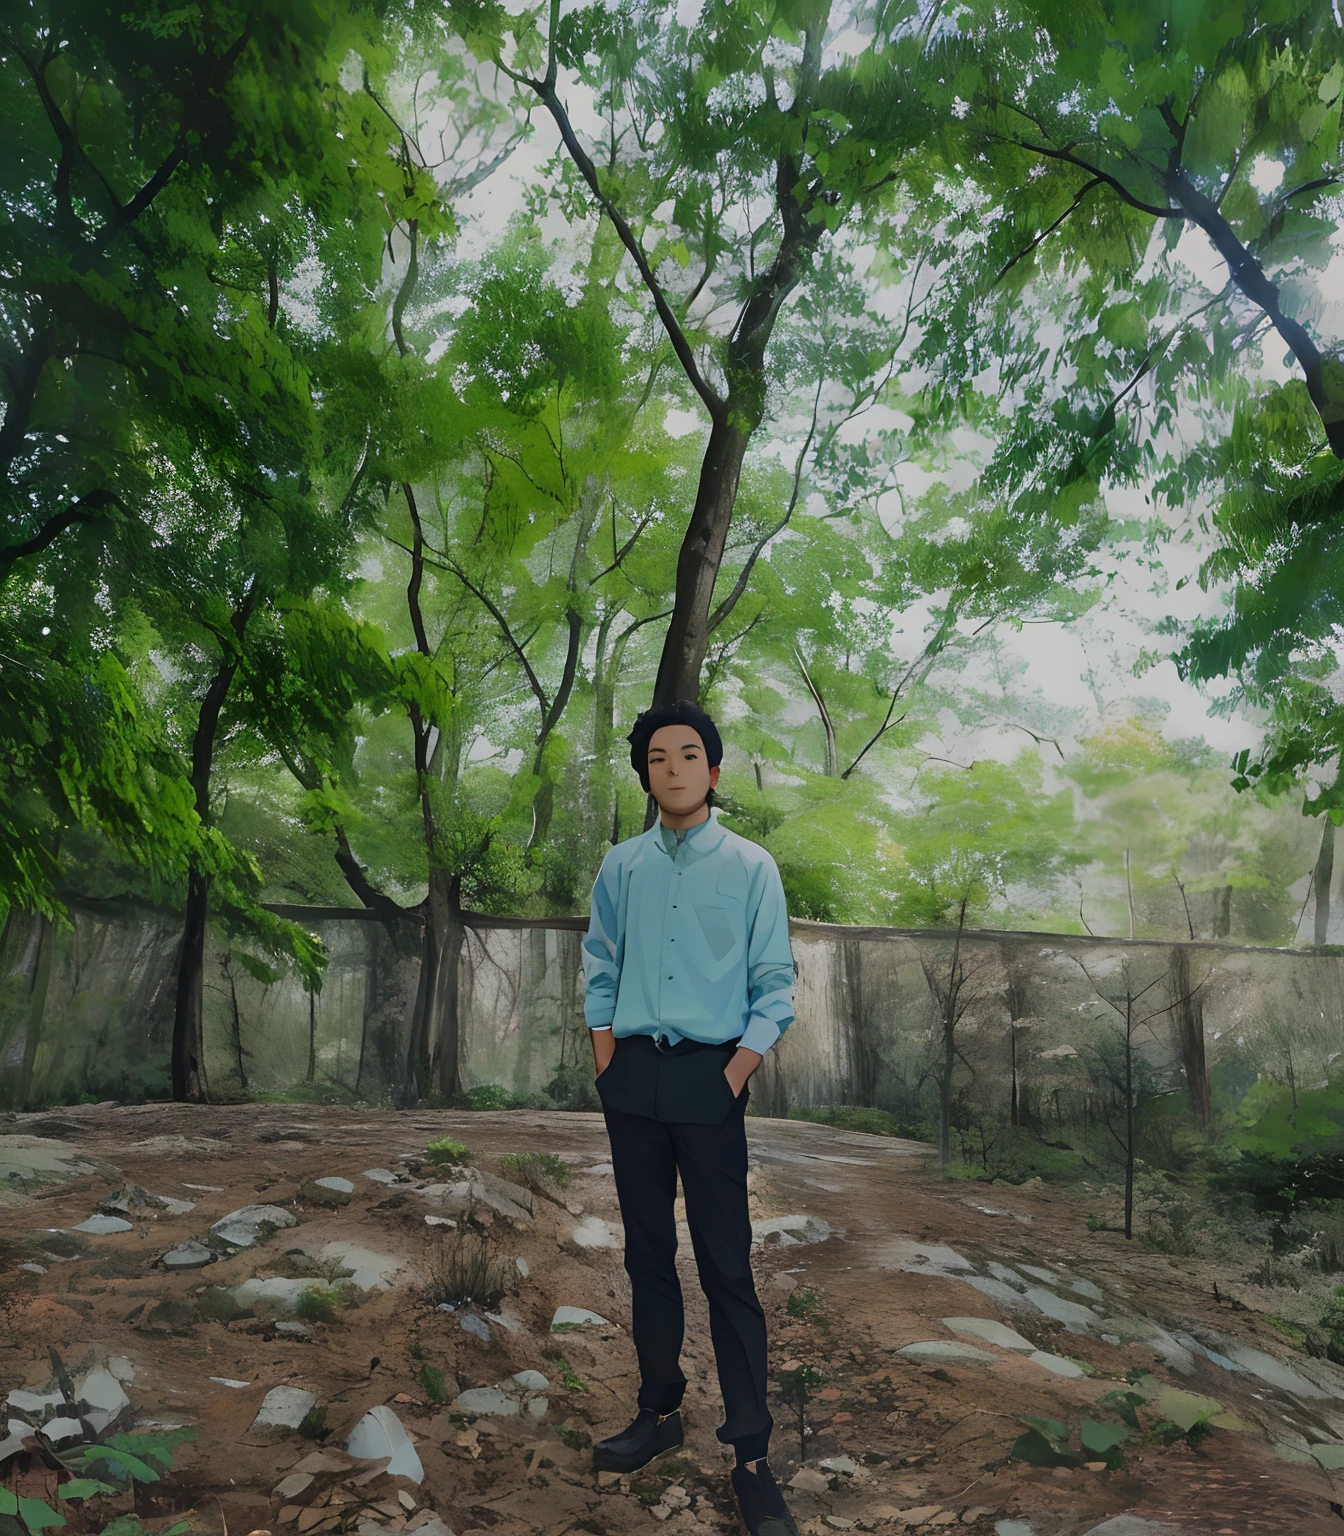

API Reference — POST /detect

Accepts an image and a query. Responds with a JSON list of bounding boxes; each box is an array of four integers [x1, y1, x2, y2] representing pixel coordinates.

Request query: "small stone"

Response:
[[363, 1169, 398, 1184], [75, 1367, 130, 1432], [279, 1506, 304, 1524], [1027, 1351, 1085, 1379], [274, 1473, 315, 1500], [162, 1239, 214, 1271], [425, 1216, 456, 1229], [18, 1262, 46, 1275], [819, 1456, 858, 1475], [772, 1273, 799, 1293], [250, 1386, 318, 1434], [961, 1512, 995, 1525], [452, 1388, 520, 1417], [209, 1377, 251, 1388], [210, 1205, 298, 1248], [314, 1176, 355, 1194], [527, 1397, 548, 1418], [515, 1257, 529, 1278], [184, 1183, 226, 1192], [72, 1214, 134, 1235], [398, 1491, 416, 1512], [1084, 1461, 1107, 1472], [460, 1313, 491, 1341], [551, 1306, 611, 1330], [825, 1520, 854, 1530], [39, 1417, 84, 1447], [510, 1371, 550, 1392], [896, 1342, 996, 1364], [788, 1469, 830, 1493], [941, 1317, 1035, 1353], [570, 1216, 622, 1249], [275, 1321, 313, 1338], [346, 1404, 424, 1483]]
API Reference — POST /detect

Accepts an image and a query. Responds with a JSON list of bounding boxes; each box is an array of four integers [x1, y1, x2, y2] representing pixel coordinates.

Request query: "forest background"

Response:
[[3, 0, 1344, 1137]]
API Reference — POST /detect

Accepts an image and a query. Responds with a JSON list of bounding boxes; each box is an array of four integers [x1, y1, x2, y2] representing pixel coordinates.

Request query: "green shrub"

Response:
[[295, 1286, 344, 1323], [500, 1151, 571, 1190], [786, 1286, 821, 1319], [425, 1137, 473, 1167], [1320, 1285, 1344, 1362], [786, 1105, 927, 1140], [419, 1363, 448, 1403]]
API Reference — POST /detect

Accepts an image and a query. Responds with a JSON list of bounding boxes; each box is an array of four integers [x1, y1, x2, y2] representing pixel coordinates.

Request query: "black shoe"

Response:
[[592, 1407, 684, 1473], [730, 1461, 799, 1536]]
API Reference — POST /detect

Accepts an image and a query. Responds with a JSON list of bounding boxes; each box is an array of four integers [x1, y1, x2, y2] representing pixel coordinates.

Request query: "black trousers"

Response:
[[600, 1034, 773, 1464]]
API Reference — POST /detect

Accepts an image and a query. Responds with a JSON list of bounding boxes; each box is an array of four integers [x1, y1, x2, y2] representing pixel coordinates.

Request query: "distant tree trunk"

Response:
[[1315, 819, 1336, 947], [4, 911, 54, 1110], [1010, 1024, 1020, 1128], [795, 647, 838, 776], [306, 987, 317, 1083], [1169, 948, 1210, 1128], [1214, 885, 1232, 939], [1123, 992, 1135, 1240], [934, 896, 970, 1169], [171, 603, 249, 1102], [1125, 846, 1136, 940]]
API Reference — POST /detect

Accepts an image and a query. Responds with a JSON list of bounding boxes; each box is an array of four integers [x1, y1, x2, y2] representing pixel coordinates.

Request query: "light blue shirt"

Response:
[[582, 808, 796, 1058]]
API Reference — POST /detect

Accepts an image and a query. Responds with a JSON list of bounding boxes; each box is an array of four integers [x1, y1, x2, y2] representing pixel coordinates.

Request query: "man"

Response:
[[582, 698, 800, 1536]]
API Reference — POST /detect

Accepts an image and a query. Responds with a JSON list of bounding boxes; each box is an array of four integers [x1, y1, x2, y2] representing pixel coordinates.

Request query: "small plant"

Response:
[[556, 1357, 588, 1393], [1320, 1285, 1344, 1362], [426, 1137, 473, 1167], [295, 1285, 344, 1323], [500, 1151, 571, 1190], [778, 1363, 826, 1464], [1010, 1416, 1127, 1470], [298, 1405, 328, 1439], [419, 1363, 448, 1403], [555, 1420, 592, 1452], [786, 1286, 821, 1320], [409, 1342, 424, 1360], [425, 1222, 515, 1311], [1086, 1213, 1109, 1232]]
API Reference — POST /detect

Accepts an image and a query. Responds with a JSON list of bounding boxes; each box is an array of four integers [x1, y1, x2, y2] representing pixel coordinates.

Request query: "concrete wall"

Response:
[[3, 901, 1342, 1113]]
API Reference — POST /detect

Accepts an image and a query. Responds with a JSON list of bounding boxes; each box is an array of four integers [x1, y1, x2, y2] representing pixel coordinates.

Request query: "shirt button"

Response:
[[667, 975, 673, 980]]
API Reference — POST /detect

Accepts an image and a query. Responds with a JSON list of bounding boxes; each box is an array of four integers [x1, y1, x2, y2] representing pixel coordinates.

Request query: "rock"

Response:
[[1021, 1287, 1097, 1332], [72, 1214, 134, 1235], [873, 1239, 972, 1274], [751, 1215, 833, 1247], [484, 1309, 522, 1333], [818, 1456, 858, 1475], [289, 1450, 360, 1474], [1066, 1278, 1105, 1302], [788, 1468, 830, 1493], [452, 1388, 521, 1417], [527, 1397, 548, 1418], [586, 1163, 614, 1176], [896, 1342, 997, 1363], [1221, 1342, 1329, 1398], [346, 1404, 424, 1482], [74, 1367, 130, 1432], [510, 1370, 549, 1392], [1027, 1351, 1086, 1379], [162, 1239, 214, 1271], [363, 1169, 398, 1184], [825, 1520, 854, 1530], [6, 1390, 65, 1419], [515, 1257, 529, 1278], [39, 1417, 84, 1447], [209, 1377, 251, 1388], [276, 1321, 314, 1338], [34, 1231, 85, 1262], [772, 1272, 799, 1293], [1078, 1520, 1185, 1536], [249, 1386, 318, 1435], [941, 1317, 1035, 1353], [199, 1286, 253, 1324], [895, 1510, 943, 1528], [183, 1182, 225, 1192], [99, 1184, 194, 1217], [570, 1215, 622, 1250], [459, 1313, 491, 1341], [108, 1357, 134, 1384], [302, 1177, 353, 1206], [137, 1298, 198, 1333], [421, 1168, 533, 1223], [993, 1523, 1036, 1536], [274, 1472, 315, 1500], [232, 1277, 323, 1315], [18, 1262, 47, 1275], [314, 1176, 355, 1194], [984, 1263, 1029, 1290], [0, 1422, 30, 1460], [210, 1204, 298, 1248], [404, 1517, 455, 1536], [551, 1305, 611, 1330], [425, 1216, 456, 1228]]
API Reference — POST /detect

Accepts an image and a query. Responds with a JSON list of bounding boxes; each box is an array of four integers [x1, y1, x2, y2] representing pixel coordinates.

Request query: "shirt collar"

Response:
[[648, 806, 726, 856]]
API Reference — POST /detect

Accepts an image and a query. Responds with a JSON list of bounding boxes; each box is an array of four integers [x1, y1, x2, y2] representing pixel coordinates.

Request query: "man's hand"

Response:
[[724, 1045, 762, 1098], [591, 1027, 617, 1077]]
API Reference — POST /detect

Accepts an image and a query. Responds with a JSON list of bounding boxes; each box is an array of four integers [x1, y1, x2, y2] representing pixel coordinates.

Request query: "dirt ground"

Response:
[[3, 1102, 1344, 1536]]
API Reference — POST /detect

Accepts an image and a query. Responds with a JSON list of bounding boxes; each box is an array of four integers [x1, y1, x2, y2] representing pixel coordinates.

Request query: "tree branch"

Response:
[[995, 136, 1187, 220], [994, 177, 1103, 285], [0, 488, 125, 568]]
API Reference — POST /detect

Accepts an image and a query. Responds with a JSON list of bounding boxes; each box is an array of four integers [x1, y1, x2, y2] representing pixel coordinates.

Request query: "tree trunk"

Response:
[[1124, 998, 1135, 1241], [652, 414, 753, 709], [1169, 948, 1210, 1128], [1010, 1025, 1020, 1128], [306, 987, 317, 1084], [1315, 818, 1336, 947], [3, 911, 55, 1111], [938, 898, 969, 1169], [171, 632, 244, 1103], [406, 869, 466, 1104]]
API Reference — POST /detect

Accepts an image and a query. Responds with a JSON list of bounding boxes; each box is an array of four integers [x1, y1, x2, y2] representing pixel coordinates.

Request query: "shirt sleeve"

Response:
[[739, 855, 795, 1057], [582, 851, 622, 1030]]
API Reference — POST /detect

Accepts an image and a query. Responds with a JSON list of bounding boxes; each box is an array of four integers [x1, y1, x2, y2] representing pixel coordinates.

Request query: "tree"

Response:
[[464, 0, 941, 718], [948, 0, 1344, 456]]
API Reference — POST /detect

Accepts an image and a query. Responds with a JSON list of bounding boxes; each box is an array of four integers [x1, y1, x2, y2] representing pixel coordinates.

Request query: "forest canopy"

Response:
[[2, 0, 1343, 1099]]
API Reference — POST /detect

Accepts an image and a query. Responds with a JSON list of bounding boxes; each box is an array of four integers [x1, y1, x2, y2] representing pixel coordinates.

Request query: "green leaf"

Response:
[[1080, 1419, 1128, 1455], [0, 1494, 15, 1517], [81, 1448, 159, 1484], [17, 1499, 66, 1533], [55, 1481, 116, 1502]]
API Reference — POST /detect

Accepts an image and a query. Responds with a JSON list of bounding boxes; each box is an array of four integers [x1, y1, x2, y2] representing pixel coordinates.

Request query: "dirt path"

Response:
[[3, 1104, 1343, 1536]]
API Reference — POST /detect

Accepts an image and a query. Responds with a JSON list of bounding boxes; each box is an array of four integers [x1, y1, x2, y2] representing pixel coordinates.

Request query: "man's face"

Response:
[[647, 724, 720, 816]]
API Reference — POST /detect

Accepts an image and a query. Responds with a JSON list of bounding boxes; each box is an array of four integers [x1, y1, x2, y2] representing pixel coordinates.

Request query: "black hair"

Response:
[[626, 699, 723, 807]]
